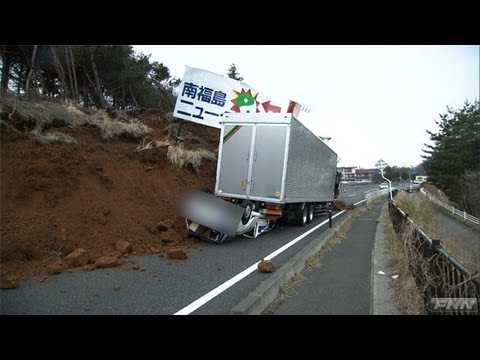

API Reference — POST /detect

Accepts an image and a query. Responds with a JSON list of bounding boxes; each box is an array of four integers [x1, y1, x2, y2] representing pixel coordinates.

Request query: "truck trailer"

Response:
[[181, 113, 340, 243]]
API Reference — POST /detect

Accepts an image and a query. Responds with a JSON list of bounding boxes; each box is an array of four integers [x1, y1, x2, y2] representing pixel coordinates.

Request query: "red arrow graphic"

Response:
[[262, 101, 282, 113]]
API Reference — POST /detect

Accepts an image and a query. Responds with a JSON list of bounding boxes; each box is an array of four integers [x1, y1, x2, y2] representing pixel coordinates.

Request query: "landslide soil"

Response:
[[0, 101, 219, 283]]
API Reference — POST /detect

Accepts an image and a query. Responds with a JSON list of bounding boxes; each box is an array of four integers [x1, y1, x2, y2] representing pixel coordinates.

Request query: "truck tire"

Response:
[[307, 204, 314, 223], [240, 200, 253, 225], [295, 203, 308, 226]]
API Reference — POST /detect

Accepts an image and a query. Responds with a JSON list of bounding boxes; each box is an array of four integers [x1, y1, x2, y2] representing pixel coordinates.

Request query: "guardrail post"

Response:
[[464, 211, 467, 220], [452, 206, 455, 214]]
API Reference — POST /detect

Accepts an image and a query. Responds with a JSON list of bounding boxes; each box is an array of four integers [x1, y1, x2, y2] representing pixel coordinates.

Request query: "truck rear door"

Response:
[[216, 124, 253, 197], [249, 124, 288, 201]]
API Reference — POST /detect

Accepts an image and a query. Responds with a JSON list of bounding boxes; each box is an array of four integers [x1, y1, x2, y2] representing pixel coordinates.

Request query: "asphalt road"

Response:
[[1, 185, 381, 315]]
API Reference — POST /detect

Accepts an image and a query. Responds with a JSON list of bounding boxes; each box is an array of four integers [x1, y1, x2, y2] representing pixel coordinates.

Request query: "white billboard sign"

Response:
[[174, 66, 302, 128]]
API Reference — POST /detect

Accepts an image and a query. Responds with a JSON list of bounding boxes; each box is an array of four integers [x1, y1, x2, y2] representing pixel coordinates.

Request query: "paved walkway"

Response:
[[272, 201, 399, 315]]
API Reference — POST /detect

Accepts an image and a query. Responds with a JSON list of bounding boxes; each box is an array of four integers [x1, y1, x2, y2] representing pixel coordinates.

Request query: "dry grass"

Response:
[[167, 144, 216, 173], [394, 192, 439, 234], [275, 273, 307, 301], [30, 128, 78, 146], [383, 210, 426, 315], [395, 192, 479, 274], [89, 111, 153, 140], [438, 236, 480, 274], [135, 138, 171, 152], [0, 96, 88, 129], [1, 97, 154, 142], [388, 193, 479, 314]]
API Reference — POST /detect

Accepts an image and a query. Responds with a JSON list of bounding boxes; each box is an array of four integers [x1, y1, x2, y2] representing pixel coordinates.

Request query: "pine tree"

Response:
[[227, 63, 243, 81], [422, 100, 480, 214]]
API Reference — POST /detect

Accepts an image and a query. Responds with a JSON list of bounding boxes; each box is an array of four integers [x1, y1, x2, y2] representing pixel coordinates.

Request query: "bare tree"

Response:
[[50, 45, 68, 99], [89, 46, 105, 108], [68, 46, 79, 101], [25, 45, 38, 100]]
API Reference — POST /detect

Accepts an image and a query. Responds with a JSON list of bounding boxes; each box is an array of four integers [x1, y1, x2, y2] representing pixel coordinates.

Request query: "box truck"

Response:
[[181, 113, 340, 243]]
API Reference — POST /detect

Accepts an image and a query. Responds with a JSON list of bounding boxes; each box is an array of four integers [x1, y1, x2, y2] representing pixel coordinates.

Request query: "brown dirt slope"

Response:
[[0, 98, 219, 282]]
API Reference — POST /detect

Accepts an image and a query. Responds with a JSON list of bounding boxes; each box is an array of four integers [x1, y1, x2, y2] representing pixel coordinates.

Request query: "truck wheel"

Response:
[[240, 200, 253, 225], [295, 204, 307, 226], [307, 204, 314, 223]]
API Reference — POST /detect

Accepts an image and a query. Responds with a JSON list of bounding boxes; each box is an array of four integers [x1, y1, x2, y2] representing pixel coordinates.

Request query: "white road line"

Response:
[[348, 194, 357, 197], [174, 209, 348, 315], [355, 199, 367, 206]]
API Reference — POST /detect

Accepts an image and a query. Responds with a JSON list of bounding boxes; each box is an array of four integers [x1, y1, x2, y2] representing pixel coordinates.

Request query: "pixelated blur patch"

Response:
[[180, 191, 244, 237]]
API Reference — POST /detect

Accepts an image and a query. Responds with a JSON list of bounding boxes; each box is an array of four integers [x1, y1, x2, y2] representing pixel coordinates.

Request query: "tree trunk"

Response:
[[0, 46, 11, 96], [68, 46, 79, 101], [25, 45, 38, 100], [81, 64, 99, 107], [50, 45, 68, 99], [129, 85, 138, 108], [64, 46, 75, 101], [16, 62, 23, 96], [89, 46, 105, 109]]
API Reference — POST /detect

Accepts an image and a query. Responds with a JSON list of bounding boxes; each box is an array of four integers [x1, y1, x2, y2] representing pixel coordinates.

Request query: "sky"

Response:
[[134, 45, 479, 169]]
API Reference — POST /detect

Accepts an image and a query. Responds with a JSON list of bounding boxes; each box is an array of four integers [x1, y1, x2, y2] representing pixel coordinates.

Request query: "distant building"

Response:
[[337, 167, 377, 182], [355, 168, 377, 181], [337, 166, 356, 182]]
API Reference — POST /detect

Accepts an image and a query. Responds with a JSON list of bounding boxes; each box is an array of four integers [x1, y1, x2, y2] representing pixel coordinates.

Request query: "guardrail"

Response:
[[388, 200, 480, 315], [340, 182, 374, 193], [365, 188, 389, 203], [420, 188, 480, 225]]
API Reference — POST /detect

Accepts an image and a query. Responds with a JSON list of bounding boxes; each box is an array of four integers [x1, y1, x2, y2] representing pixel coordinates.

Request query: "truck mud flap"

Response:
[[180, 191, 244, 238]]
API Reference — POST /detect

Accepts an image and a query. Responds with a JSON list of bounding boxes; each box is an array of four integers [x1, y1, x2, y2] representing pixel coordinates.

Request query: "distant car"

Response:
[[379, 182, 389, 189]]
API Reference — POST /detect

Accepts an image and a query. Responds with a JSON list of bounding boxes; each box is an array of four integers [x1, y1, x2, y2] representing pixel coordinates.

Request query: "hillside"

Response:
[[0, 97, 219, 285]]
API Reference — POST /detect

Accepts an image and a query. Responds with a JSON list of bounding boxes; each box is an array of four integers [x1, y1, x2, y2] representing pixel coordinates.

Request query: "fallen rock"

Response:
[[131, 263, 141, 270], [167, 249, 188, 260], [95, 256, 121, 268], [107, 250, 123, 259], [47, 264, 63, 275], [258, 259, 275, 273], [115, 240, 131, 255], [63, 248, 90, 268], [160, 228, 181, 243], [83, 264, 96, 272], [1, 275, 19, 289], [157, 219, 174, 232]]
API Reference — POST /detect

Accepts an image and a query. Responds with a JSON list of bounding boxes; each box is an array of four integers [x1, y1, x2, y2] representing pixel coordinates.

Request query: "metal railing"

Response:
[[389, 200, 480, 315], [365, 188, 389, 203], [420, 188, 480, 225]]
